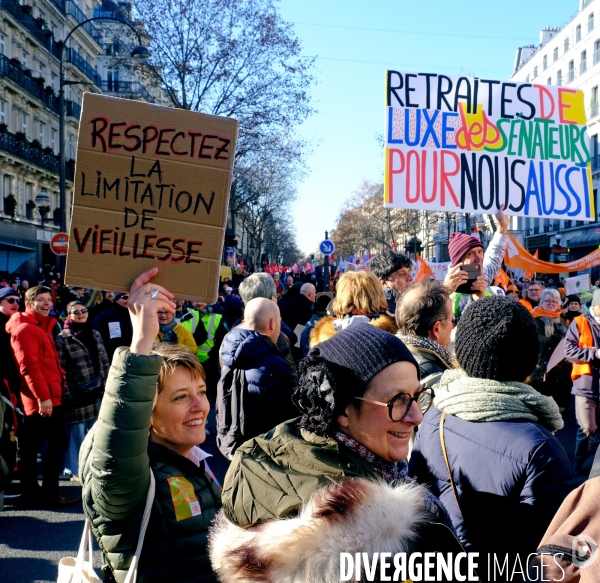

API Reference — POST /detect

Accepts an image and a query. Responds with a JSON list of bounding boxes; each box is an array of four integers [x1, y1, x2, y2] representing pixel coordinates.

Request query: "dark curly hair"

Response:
[[370, 251, 412, 281], [292, 354, 367, 437]]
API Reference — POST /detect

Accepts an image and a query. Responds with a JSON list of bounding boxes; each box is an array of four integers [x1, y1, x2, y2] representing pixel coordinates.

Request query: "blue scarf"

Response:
[[159, 320, 178, 344]]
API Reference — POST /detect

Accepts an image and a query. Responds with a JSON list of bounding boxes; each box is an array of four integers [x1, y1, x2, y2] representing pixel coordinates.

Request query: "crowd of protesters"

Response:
[[2, 207, 600, 582]]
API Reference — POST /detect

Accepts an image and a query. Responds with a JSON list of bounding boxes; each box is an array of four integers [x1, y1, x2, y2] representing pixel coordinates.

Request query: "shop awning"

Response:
[[0, 241, 36, 273]]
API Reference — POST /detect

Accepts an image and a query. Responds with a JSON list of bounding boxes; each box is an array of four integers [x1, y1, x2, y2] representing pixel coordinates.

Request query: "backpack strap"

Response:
[[440, 411, 463, 518]]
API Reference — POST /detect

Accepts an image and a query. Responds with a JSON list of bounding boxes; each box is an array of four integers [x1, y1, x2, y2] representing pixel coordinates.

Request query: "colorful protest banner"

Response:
[[429, 262, 450, 282], [505, 234, 600, 273], [566, 274, 591, 295], [384, 72, 593, 221], [65, 93, 238, 303]]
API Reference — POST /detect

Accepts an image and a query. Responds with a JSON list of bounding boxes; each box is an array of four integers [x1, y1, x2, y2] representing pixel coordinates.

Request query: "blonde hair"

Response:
[[151, 344, 206, 401], [333, 271, 388, 318]]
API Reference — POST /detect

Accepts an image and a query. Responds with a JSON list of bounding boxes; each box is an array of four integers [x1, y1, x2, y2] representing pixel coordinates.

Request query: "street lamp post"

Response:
[[57, 17, 150, 276]]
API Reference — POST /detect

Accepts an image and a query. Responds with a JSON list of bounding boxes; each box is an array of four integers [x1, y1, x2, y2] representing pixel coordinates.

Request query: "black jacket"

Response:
[[282, 294, 314, 331], [216, 328, 296, 459], [92, 304, 133, 362]]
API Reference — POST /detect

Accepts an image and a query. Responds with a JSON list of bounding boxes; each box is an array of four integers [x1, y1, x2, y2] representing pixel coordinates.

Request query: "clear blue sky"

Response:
[[278, 0, 579, 254]]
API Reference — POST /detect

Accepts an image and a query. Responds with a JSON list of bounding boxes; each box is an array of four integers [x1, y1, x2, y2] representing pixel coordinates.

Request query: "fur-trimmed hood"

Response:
[[210, 477, 458, 583], [309, 314, 397, 350]]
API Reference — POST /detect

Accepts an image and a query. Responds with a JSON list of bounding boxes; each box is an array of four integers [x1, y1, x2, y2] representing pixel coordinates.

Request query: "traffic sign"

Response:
[[319, 239, 335, 255], [50, 232, 69, 256]]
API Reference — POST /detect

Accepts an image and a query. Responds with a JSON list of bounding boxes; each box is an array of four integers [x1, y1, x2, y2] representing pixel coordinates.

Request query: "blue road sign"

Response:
[[319, 240, 335, 255]]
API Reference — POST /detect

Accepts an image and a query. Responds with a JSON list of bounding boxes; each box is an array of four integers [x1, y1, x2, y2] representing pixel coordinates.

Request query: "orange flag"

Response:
[[523, 250, 538, 280], [494, 268, 510, 288], [415, 254, 433, 282]]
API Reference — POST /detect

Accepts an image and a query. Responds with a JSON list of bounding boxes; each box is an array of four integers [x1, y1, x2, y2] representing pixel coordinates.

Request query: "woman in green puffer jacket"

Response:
[[80, 268, 220, 583]]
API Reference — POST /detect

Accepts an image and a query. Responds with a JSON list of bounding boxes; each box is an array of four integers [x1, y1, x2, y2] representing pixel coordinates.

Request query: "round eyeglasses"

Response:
[[355, 388, 434, 422]]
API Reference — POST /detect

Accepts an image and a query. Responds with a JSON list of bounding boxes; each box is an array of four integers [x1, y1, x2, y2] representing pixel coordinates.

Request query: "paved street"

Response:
[[0, 399, 578, 583]]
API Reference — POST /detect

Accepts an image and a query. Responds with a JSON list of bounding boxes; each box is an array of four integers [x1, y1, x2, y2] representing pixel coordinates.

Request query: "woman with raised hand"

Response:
[[80, 268, 220, 583]]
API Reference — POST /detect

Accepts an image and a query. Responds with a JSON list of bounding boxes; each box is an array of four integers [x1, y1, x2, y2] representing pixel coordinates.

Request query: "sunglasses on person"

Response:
[[355, 388, 435, 422], [119, 295, 129, 301], [70, 308, 88, 315], [2, 297, 19, 304]]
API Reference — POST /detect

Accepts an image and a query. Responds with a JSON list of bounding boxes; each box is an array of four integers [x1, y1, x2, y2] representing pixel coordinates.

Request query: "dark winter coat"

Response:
[[0, 311, 21, 396], [564, 311, 600, 400], [216, 328, 296, 459], [80, 349, 221, 583], [6, 309, 65, 416], [409, 405, 572, 568], [530, 316, 571, 409], [92, 303, 133, 362], [282, 294, 314, 331]]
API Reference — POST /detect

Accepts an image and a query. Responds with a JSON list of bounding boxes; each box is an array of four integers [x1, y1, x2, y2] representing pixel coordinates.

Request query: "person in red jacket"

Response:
[[6, 285, 76, 507]]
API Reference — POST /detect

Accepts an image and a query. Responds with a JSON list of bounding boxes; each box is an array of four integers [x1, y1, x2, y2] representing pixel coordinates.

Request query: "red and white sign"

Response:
[[50, 232, 69, 256]]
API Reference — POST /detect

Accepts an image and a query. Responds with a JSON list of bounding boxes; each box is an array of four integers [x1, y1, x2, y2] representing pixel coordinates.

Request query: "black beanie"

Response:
[[455, 296, 539, 382], [310, 323, 420, 385]]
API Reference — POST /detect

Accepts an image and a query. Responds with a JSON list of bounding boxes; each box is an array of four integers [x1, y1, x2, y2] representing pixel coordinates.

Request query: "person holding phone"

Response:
[[444, 205, 510, 319]]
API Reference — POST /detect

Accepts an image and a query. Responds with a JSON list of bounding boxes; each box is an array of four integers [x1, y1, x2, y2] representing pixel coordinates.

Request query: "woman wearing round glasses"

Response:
[[55, 300, 109, 479], [210, 324, 464, 582], [529, 288, 571, 411]]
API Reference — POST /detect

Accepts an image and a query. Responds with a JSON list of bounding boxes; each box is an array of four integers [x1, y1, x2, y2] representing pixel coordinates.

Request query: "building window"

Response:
[[553, 47, 559, 62], [526, 74, 530, 82], [568, 60, 575, 81], [557, 69, 563, 85], [593, 86, 599, 118], [0, 34, 5, 56], [590, 12, 595, 33], [0, 101, 5, 124], [38, 121, 44, 146], [22, 51, 27, 66], [51, 72, 56, 89], [576, 24, 582, 43], [547, 77, 552, 85], [38, 63, 45, 78], [107, 68, 119, 91], [582, 50, 587, 73], [565, 37, 570, 52], [543, 55, 547, 70], [533, 66, 538, 78], [21, 113, 27, 136], [51, 128, 56, 153], [592, 134, 599, 158]]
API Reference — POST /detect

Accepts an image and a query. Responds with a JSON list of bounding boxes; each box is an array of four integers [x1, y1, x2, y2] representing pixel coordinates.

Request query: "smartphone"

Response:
[[455, 264, 481, 295]]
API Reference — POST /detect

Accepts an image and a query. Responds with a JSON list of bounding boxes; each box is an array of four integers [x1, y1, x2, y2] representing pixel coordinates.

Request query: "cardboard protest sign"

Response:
[[65, 93, 238, 302], [566, 274, 591, 295], [384, 71, 593, 221]]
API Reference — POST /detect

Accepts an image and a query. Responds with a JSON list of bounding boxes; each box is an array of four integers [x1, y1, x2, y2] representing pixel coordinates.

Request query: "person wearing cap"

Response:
[[409, 296, 571, 572], [564, 288, 600, 471], [505, 284, 520, 300], [92, 291, 133, 362], [211, 324, 464, 582], [0, 286, 22, 398], [563, 294, 582, 325], [443, 206, 510, 318]]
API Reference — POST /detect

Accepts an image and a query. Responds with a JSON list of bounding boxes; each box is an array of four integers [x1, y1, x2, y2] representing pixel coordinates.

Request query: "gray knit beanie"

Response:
[[311, 323, 419, 385], [455, 296, 539, 382]]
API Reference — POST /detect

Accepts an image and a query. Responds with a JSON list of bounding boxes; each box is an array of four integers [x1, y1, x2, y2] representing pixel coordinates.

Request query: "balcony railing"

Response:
[[0, 129, 74, 179], [65, 0, 102, 44], [66, 100, 81, 118], [66, 48, 101, 85], [590, 102, 599, 120], [0, 0, 61, 60], [99, 80, 154, 103], [0, 55, 60, 115]]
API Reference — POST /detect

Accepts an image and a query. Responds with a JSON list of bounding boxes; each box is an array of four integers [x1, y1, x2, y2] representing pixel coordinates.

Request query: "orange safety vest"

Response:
[[571, 315, 594, 381]]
